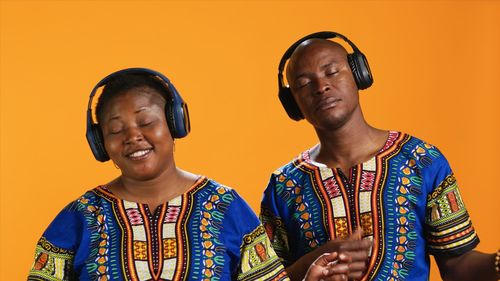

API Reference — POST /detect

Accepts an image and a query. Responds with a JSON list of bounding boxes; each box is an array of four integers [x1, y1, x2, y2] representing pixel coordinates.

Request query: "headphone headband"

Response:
[[87, 67, 179, 116], [277, 31, 373, 121], [278, 31, 363, 89], [86, 67, 190, 162], [278, 31, 360, 77]]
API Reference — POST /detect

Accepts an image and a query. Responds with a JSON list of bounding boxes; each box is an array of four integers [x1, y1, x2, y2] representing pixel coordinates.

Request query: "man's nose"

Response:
[[314, 78, 331, 95]]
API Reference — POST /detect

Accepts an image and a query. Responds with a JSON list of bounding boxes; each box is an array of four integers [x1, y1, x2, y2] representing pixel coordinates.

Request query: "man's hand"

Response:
[[287, 229, 372, 281]]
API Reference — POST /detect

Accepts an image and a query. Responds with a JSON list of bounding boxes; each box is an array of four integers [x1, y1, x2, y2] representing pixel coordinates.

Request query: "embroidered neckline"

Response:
[[96, 175, 207, 208], [301, 130, 401, 170]]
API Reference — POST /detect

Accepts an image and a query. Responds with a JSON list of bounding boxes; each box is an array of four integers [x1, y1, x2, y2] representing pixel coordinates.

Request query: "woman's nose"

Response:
[[124, 126, 144, 144]]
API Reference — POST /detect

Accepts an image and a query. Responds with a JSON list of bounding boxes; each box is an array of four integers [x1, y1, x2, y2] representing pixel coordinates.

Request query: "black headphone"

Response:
[[86, 67, 190, 162], [278, 31, 373, 121]]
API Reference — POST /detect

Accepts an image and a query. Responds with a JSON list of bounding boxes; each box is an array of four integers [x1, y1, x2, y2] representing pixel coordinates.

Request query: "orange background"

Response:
[[1, 1, 499, 280]]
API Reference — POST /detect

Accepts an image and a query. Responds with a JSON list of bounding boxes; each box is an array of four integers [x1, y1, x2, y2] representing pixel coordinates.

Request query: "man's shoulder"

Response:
[[399, 131, 443, 155], [270, 147, 314, 178], [390, 131, 450, 172]]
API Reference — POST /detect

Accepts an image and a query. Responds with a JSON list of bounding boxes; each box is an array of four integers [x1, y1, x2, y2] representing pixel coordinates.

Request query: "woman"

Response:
[[28, 68, 349, 281]]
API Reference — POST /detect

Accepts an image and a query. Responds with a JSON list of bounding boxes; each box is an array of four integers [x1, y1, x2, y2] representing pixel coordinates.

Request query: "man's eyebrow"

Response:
[[292, 61, 339, 81], [320, 62, 335, 69]]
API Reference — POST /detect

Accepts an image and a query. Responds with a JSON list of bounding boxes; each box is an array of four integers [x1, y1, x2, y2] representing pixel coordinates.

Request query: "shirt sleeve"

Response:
[[424, 149, 480, 257], [28, 202, 83, 280], [224, 190, 289, 281], [259, 171, 293, 268]]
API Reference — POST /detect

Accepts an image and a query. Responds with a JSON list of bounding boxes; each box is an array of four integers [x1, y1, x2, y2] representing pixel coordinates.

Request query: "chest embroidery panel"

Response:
[[297, 132, 425, 280]]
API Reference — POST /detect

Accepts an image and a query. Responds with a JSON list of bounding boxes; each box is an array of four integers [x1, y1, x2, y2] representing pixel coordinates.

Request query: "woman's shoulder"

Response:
[[193, 177, 255, 209], [61, 186, 110, 214], [196, 177, 237, 197]]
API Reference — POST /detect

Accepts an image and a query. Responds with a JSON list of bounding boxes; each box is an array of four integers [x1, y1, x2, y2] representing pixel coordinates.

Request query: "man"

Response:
[[260, 31, 499, 281]]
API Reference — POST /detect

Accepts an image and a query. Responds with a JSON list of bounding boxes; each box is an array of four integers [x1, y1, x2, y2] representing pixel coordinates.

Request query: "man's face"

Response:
[[287, 40, 360, 131]]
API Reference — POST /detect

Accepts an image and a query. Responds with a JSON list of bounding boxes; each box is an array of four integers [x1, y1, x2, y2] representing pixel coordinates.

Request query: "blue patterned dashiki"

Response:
[[260, 131, 479, 281], [29, 176, 288, 281]]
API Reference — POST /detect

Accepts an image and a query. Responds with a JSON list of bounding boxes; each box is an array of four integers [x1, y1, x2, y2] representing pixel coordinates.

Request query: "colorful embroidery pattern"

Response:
[[261, 131, 479, 281], [75, 195, 111, 281], [29, 237, 74, 281], [238, 225, 289, 281], [29, 177, 288, 280], [199, 185, 232, 280], [276, 173, 319, 248], [426, 174, 477, 253], [260, 207, 290, 265]]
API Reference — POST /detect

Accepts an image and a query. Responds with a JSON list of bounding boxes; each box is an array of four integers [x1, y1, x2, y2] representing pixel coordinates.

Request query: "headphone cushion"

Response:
[[90, 124, 109, 162], [279, 87, 304, 121], [348, 53, 373, 90], [165, 102, 189, 138]]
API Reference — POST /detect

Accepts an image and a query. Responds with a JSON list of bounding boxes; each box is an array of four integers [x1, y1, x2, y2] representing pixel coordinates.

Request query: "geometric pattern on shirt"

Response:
[[198, 185, 232, 280], [425, 174, 478, 253], [276, 172, 320, 249], [28, 236, 75, 281], [260, 207, 290, 266], [238, 225, 290, 281], [262, 131, 480, 281], [94, 185, 191, 281]]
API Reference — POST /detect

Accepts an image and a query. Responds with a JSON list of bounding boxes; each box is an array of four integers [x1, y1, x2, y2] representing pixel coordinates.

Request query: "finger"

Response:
[[326, 263, 350, 275], [344, 249, 370, 262], [324, 273, 348, 281], [347, 261, 368, 279], [314, 252, 339, 266], [349, 270, 365, 280], [337, 252, 352, 263], [338, 238, 373, 252], [348, 260, 368, 271]]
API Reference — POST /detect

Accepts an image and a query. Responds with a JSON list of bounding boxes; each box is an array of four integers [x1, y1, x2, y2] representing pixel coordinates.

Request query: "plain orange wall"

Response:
[[1, 1, 499, 280]]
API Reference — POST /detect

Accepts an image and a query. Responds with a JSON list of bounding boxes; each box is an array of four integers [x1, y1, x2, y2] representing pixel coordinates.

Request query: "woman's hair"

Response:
[[95, 73, 170, 124]]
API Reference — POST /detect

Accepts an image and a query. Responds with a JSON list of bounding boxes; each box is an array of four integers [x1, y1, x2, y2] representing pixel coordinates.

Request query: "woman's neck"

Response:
[[108, 166, 199, 211]]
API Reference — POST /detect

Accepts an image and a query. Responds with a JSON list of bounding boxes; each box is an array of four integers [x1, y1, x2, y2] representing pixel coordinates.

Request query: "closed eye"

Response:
[[139, 120, 154, 127], [326, 70, 339, 76], [296, 79, 311, 89], [298, 82, 310, 88]]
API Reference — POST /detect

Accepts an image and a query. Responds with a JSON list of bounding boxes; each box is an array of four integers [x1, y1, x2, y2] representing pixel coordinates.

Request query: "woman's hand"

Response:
[[303, 252, 351, 281]]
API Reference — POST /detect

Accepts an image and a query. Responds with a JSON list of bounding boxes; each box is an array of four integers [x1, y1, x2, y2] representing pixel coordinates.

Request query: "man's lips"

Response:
[[316, 97, 341, 111]]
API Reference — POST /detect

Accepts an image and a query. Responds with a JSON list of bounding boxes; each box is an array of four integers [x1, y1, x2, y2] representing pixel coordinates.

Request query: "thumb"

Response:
[[314, 252, 339, 266]]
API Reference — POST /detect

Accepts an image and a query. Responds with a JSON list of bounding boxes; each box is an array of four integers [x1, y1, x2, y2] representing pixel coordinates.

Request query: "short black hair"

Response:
[[95, 73, 170, 124]]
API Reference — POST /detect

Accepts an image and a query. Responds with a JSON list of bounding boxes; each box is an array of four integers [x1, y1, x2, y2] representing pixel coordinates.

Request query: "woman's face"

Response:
[[100, 86, 174, 181]]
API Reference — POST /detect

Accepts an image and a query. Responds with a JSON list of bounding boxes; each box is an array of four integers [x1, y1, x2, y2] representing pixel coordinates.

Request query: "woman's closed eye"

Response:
[[138, 119, 155, 127], [109, 128, 123, 135]]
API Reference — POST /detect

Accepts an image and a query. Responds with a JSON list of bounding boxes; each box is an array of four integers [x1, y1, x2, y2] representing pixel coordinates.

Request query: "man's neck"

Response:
[[314, 120, 387, 174]]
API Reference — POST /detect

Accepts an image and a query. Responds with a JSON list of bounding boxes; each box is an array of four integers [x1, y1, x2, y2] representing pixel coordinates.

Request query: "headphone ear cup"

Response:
[[348, 52, 373, 90], [88, 124, 110, 162], [165, 102, 190, 138], [279, 87, 304, 121]]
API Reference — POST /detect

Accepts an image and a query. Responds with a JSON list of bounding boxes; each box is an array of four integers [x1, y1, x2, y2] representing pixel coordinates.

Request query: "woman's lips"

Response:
[[126, 148, 153, 160]]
